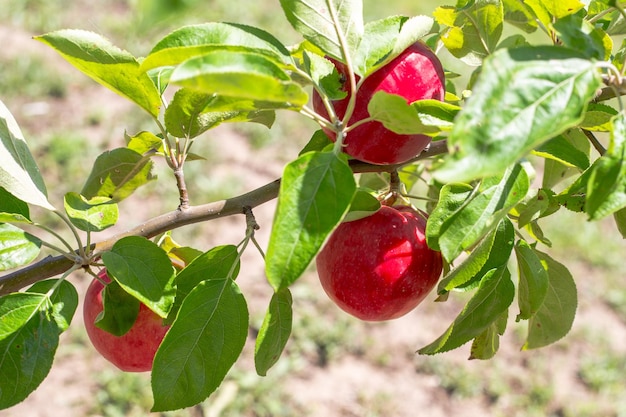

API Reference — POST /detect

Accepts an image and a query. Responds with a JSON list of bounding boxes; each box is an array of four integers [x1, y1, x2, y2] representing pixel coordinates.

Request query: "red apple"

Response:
[[312, 41, 445, 165], [83, 270, 169, 372], [316, 205, 443, 321]]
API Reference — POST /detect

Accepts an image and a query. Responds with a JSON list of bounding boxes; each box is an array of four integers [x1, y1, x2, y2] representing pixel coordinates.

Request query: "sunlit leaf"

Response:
[[437, 218, 515, 293], [81, 148, 155, 202], [35, 30, 161, 117], [586, 114, 626, 220], [469, 310, 508, 360], [368, 93, 459, 135], [354, 15, 434, 76], [435, 2, 504, 65], [502, 0, 538, 33], [553, 14, 612, 60], [64, 192, 118, 232], [167, 245, 240, 324], [523, 250, 577, 349], [344, 189, 381, 222], [279, 0, 363, 61], [141, 22, 291, 72], [27, 279, 79, 333], [0, 223, 41, 271], [515, 240, 549, 321], [151, 278, 248, 411], [255, 288, 293, 376], [164, 89, 275, 139], [0, 187, 30, 220], [435, 46, 602, 183], [418, 266, 515, 355], [0, 293, 59, 409], [265, 151, 356, 290], [101, 236, 176, 318], [0, 100, 53, 210], [427, 164, 529, 262], [170, 50, 308, 108]]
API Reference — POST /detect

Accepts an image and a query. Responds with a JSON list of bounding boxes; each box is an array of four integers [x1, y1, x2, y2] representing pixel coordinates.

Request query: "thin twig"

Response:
[[582, 129, 607, 156]]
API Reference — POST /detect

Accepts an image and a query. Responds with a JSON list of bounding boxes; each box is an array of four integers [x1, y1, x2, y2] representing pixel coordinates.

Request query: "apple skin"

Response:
[[83, 271, 170, 372], [312, 42, 445, 165], [316, 205, 443, 321]]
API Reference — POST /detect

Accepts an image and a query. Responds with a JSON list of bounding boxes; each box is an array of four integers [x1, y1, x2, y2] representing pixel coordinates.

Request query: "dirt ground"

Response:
[[2, 8, 626, 417]]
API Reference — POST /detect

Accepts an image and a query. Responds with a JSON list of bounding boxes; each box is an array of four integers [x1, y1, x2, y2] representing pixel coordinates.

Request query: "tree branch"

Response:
[[595, 74, 626, 102], [0, 140, 448, 295]]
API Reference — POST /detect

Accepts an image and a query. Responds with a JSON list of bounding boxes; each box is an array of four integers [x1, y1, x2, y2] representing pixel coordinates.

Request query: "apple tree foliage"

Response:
[[1, 0, 626, 411]]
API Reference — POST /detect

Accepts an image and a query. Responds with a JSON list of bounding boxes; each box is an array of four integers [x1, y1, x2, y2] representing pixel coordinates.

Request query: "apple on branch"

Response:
[[316, 204, 443, 321], [312, 41, 445, 165], [83, 270, 170, 372]]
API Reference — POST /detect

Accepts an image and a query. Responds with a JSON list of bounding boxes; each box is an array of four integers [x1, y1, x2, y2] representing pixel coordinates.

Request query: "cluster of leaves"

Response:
[[1, 0, 626, 412]]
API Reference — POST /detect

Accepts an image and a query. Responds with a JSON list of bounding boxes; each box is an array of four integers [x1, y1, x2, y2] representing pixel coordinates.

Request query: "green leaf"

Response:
[[35, 30, 161, 117], [354, 15, 434, 76], [0, 292, 60, 409], [255, 288, 293, 376], [502, 0, 538, 33], [514, 188, 559, 228], [553, 14, 612, 60], [581, 103, 618, 132], [344, 189, 381, 222], [469, 309, 508, 360], [435, 1, 504, 66], [63, 192, 118, 232], [0, 100, 53, 210], [302, 51, 343, 99], [265, 152, 356, 290], [612, 38, 626, 72], [435, 46, 602, 183], [157, 233, 203, 267], [418, 265, 515, 355], [532, 134, 590, 170], [0, 223, 41, 271], [141, 22, 291, 72], [368, 93, 459, 135], [126, 131, 163, 155], [168, 245, 240, 324], [523, 250, 577, 349], [164, 89, 275, 139], [515, 240, 549, 321], [0, 187, 30, 220], [26, 279, 79, 333], [0, 213, 32, 225], [279, 0, 363, 61], [299, 130, 333, 155], [81, 148, 155, 202], [95, 280, 140, 337], [427, 164, 529, 262], [437, 218, 515, 293], [524, 0, 585, 28], [151, 278, 248, 411], [101, 236, 176, 318], [540, 129, 590, 189], [585, 114, 626, 220], [170, 50, 308, 108]]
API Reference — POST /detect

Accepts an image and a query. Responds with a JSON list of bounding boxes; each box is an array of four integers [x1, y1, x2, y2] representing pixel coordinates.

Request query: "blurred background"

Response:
[[1, 1, 625, 416]]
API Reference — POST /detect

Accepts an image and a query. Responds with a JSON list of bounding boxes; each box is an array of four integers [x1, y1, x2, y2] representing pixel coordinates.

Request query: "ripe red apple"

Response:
[[83, 270, 169, 372], [316, 205, 443, 321], [312, 41, 445, 165]]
